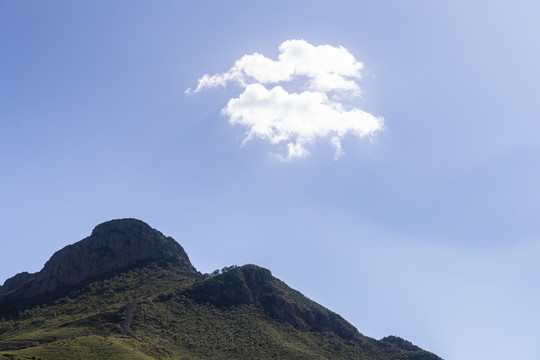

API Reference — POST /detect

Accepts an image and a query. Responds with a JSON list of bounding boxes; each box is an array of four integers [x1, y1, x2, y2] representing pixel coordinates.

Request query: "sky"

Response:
[[1, 1, 540, 359]]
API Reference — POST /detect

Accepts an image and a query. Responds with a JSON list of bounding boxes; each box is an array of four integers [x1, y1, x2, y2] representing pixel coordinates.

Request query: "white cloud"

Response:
[[189, 39, 384, 160], [331, 136, 345, 160]]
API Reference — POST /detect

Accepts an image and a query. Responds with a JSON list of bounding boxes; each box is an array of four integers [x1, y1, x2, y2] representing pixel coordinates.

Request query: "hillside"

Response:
[[0, 219, 441, 359]]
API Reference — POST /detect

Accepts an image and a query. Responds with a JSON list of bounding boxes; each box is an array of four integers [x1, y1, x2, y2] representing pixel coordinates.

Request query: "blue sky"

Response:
[[1, 1, 540, 358]]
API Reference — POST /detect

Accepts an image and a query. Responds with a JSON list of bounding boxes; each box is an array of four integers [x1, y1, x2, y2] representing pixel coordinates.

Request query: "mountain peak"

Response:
[[91, 218, 156, 236], [0, 218, 195, 298]]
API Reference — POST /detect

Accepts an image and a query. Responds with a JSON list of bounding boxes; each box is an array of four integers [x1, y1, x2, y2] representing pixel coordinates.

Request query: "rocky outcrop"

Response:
[[0, 272, 36, 296], [381, 336, 424, 352], [2, 218, 195, 298]]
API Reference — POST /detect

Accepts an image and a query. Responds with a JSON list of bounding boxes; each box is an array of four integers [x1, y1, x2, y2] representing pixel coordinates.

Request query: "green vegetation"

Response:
[[1, 335, 154, 360], [0, 260, 196, 359], [0, 262, 439, 359]]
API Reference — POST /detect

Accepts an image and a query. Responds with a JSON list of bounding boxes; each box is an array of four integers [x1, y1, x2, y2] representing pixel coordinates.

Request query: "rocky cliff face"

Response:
[[0, 218, 195, 298]]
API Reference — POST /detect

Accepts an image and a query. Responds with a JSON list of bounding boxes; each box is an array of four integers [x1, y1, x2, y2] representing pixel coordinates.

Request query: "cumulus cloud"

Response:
[[188, 39, 384, 160]]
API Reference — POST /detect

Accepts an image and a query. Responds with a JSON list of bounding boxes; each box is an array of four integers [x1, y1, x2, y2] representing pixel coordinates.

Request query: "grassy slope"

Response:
[[131, 266, 438, 360], [0, 263, 439, 360], [1, 335, 154, 360], [134, 296, 385, 360], [0, 261, 196, 359]]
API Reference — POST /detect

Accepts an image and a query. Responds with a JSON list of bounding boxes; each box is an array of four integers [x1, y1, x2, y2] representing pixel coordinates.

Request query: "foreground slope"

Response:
[[0, 219, 440, 359]]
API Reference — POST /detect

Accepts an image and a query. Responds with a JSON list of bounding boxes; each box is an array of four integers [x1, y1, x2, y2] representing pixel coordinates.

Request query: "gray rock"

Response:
[[2, 218, 195, 298]]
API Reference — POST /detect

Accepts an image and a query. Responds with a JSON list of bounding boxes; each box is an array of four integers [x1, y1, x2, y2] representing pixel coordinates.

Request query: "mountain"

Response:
[[0, 219, 441, 360]]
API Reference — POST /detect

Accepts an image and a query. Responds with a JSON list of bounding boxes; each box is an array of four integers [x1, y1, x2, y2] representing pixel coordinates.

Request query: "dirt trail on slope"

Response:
[[120, 300, 141, 340]]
